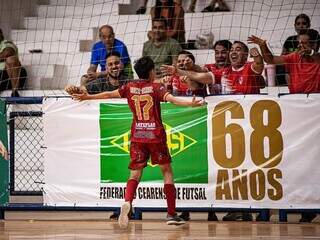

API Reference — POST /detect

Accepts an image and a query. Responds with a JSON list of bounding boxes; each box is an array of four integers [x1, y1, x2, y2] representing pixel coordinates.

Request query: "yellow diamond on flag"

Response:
[[163, 123, 197, 157], [110, 122, 197, 165], [110, 130, 131, 153]]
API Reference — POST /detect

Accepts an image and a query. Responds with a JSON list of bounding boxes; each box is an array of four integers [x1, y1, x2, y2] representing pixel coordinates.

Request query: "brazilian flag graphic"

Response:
[[100, 103, 208, 183]]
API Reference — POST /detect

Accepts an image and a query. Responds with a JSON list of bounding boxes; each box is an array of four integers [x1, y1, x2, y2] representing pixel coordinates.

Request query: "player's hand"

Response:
[[71, 92, 90, 101], [160, 75, 171, 84], [85, 72, 98, 81], [249, 47, 261, 58], [65, 85, 84, 95], [160, 65, 176, 76], [0, 141, 8, 160], [248, 35, 266, 46], [191, 95, 206, 107], [181, 76, 189, 83], [297, 45, 313, 57]]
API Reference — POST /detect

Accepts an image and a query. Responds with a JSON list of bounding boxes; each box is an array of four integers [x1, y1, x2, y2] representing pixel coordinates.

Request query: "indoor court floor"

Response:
[[0, 220, 320, 240]]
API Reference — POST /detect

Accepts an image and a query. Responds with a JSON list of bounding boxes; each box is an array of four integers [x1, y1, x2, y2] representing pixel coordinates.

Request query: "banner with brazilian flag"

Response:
[[99, 102, 207, 184], [43, 95, 320, 209]]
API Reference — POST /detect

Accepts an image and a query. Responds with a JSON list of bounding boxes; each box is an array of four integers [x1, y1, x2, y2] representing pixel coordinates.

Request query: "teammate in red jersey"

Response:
[[203, 40, 232, 94], [249, 29, 320, 94], [161, 41, 265, 94], [70, 56, 204, 228]]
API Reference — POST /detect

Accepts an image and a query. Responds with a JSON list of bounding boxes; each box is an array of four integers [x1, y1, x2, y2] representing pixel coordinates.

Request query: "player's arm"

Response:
[[65, 85, 87, 95], [165, 94, 204, 107], [161, 65, 215, 84], [71, 89, 121, 101], [250, 47, 264, 74], [248, 35, 285, 65]]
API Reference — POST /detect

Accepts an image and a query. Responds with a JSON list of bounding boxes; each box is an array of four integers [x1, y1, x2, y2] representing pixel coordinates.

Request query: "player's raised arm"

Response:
[[165, 94, 205, 107], [71, 89, 121, 101], [248, 35, 285, 65], [249, 47, 264, 74], [160, 64, 215, 85]]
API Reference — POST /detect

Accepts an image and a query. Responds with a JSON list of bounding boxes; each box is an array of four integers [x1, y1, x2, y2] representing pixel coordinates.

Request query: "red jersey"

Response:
[[118, 80, 170, 143], [169, 74, 205, 96], [223, 62, 264, 94], [205, 64, 229, 94], [282, 52, 320, 93]]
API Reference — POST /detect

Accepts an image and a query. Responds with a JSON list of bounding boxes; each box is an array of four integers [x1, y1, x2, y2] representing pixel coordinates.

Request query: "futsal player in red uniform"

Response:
[[71, 56, 204, 228]]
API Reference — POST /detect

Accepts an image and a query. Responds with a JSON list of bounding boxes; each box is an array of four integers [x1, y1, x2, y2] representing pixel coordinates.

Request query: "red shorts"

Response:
[[129, 141, 171, 170]]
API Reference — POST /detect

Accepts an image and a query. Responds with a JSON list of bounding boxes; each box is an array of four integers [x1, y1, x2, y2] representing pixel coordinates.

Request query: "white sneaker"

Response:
[[118, 202, 131, 229], [166, 214, 186, 226]]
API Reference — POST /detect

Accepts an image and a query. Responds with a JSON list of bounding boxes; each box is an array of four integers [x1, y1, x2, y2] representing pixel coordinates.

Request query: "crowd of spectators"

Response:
[[1, 1, 319, 223]]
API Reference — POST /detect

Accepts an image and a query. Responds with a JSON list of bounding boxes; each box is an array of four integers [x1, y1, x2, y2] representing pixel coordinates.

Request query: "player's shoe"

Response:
[[222, 212, 252, 221], [166, 214, 186, 225], [118, 202, 131, 228]]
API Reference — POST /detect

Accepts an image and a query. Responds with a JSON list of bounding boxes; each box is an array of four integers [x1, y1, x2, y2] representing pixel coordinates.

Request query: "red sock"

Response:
[[124, 179, 139, 203], [164, 184, 176, 216]]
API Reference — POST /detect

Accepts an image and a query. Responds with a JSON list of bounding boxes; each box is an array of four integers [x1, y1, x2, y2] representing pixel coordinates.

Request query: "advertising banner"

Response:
[[43, 95, 320, 209]]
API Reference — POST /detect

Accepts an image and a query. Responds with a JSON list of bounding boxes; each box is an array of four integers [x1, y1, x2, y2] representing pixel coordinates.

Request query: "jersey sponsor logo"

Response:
[[135, 122, 156, 129], [130, 86, 154, 94]]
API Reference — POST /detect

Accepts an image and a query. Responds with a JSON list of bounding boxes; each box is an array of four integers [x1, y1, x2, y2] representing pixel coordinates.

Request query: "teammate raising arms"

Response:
[[69, 56, 204, 228]]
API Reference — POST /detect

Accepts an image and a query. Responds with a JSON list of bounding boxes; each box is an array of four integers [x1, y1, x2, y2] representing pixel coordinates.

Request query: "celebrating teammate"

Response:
[[68, 56, 204, 228]]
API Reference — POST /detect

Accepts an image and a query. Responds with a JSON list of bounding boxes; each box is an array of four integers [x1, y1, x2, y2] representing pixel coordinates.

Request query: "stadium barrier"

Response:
[[1, 96, 320, 221]]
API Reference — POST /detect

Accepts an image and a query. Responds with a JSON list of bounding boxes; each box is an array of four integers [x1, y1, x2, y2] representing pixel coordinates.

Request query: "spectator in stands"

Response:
[[66, 51, 129, 96], [0, 28, 27, 97], [248, 29, 320, 94], [161, 41, 265, 96], [276, 13, 312, 85], [137, 0, 230, 14], [283, 14, 311, 54], [203, 39, 232, 94], [187, 0, 230, 13], [143, 17, 182, 77], [165, 50, 206, 96], [250, 30, 319, 223], [220, 41, 265, 94], [162, 41, 264, 222], [0, 140, 8, 160], [81, 25, 133, 86], [150, 0, 186, 46]]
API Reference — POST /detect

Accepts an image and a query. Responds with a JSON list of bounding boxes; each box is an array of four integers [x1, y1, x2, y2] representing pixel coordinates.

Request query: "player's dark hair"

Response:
[[152, 16, 168, 29], [233, 41, 249, 53], [295, 13, 311, 28], [299, 28, 320, 51], [178, 50, 195, 63], [214, 40, 233, 51], [106, 51, 121, 59], [134, 56, 155, 79]]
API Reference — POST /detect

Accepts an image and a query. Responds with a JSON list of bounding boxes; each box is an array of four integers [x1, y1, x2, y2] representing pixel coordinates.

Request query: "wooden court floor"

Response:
[[0, 220, 319, 240]]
